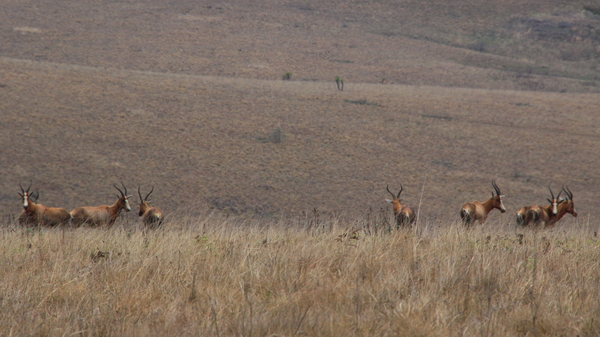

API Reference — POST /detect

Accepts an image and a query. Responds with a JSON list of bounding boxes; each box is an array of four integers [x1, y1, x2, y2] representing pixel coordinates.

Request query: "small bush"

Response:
[[259, 127, 285, 143]]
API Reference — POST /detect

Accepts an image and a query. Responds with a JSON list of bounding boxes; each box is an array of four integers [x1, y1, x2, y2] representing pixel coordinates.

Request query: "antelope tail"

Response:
[[525, 209, 540, 224], [516, 212, 524, 226]]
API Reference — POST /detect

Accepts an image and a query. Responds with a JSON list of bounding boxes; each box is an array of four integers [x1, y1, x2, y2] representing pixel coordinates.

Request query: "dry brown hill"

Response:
[[1, 0, 599, 224]]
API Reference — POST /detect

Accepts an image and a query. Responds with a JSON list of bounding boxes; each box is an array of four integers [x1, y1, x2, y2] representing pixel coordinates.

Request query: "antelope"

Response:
[[71, 183, 131, 227], [547, 186, 577, 227], [138, 186, 164, 228], [516, 187, 561, 227], [17, 181, 72, 227], [460, 180, 506, 227], [385, 185, 416, 227]]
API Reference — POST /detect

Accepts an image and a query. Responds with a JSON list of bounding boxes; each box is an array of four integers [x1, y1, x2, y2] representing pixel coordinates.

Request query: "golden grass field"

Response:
[[1, 216, 599, 336], [1, 0, 600, 335]]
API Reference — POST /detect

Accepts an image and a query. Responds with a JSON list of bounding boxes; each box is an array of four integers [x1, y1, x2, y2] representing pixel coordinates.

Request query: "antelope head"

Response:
[[490, 180, 506, 213], [385, 185, 407, 217], [18, 180, 33, 208], [385, 185, 403, 204], [562, 186, 577, 217], [546, 186, 562, 216], [138, 185, 154, 216], [114, 182, 131, 212]]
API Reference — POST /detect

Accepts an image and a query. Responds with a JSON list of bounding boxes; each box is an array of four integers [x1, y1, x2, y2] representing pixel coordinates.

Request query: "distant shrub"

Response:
[[282, 72, 292, 80], [335, 76, 344, 91], [259, 127, 285, 143]]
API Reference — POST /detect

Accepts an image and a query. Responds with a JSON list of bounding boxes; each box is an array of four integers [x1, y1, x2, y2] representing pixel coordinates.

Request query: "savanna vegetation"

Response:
[[2, 0, 600, 335], [1, 212, 599, 336]]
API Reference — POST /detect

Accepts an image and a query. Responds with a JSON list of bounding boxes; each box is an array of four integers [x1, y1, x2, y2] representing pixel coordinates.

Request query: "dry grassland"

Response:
[[1, 214, 599, 336], [2, 0, 600, 335]]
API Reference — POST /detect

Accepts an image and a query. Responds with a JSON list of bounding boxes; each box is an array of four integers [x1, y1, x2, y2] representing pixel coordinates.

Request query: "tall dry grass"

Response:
[[1, 211, 599, 336]]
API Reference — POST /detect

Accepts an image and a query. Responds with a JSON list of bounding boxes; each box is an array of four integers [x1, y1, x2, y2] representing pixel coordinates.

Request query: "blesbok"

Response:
[[385, 185, 416, 227], [71, 183, 131, 227], [138, 186, 164, 228], [516, 187, 561, 227], [17, 182, 71, 227], [460, 180, 506, 227], [547, 186, 577, 227]]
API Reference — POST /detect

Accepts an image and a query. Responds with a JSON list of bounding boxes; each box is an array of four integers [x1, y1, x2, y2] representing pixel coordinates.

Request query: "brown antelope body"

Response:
[[516, 187, 561, 227], [460, 180, 506, 227], [71, 183, 131, 227], [547, 186, 577, 227], [138, 186, 164, 228], [18, 182, 71, 227], [385, 185, 416, 227]]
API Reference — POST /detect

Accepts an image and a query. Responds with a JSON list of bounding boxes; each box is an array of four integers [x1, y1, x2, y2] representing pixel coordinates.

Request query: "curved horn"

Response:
[[386, 185, 396, 199], [114, 183, 125, 196], [121, 182, 128, 196], [144, 186, 154, 201], [492, 180, 501, 196], [564, 186, 573, 200], [548, 186, 555, 200], [20, 180, 33, 193], [31, 190, 40, 202], [397, 185, 403, 199], [138, 186, 144, 201]]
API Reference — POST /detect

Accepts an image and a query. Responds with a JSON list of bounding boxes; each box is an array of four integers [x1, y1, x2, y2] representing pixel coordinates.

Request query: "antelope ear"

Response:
[[385, 199, 393, 203], [500, 195, 505, 198]]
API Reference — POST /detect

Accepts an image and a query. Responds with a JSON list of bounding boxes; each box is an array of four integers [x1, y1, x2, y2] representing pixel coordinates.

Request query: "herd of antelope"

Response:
[[386, 180, 577, 229], [17, 182, 164, 228], [16, 180, 576, 229]]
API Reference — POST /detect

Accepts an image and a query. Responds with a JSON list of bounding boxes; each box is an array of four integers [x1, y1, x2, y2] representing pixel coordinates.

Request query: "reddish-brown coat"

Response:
[[460, 180, 506, 227], [385, 185, 416, 227], [138, 186, 164, 228], [71, 183, 131, 227], [18, 183, 71, 227]]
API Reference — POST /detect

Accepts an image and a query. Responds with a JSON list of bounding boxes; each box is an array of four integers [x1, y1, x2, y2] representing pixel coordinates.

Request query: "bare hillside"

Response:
[[1, 57, 598, 224], [1, 0, 600, 223], [1, 0, 599, 91]]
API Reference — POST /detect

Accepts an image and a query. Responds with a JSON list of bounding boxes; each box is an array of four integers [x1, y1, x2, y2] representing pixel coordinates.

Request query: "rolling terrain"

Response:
[[1, 0, 600, 223], [1, 1, 600, 336]]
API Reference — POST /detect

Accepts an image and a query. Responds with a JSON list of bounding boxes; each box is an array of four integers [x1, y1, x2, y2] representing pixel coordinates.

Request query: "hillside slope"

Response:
[[0, 0, 599, 91], [2, 57, 598, 223]]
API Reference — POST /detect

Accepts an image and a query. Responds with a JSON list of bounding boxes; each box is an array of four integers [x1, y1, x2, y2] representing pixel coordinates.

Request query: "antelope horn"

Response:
[[114, 183, 125, 196], [397, 185, 403, 199], [20, 180, 33, 193], [121, 182, 128, 196], [138, 186, 144, 201], [31, 190, 40, 202], [564, 186, 573, 200], [548, 186, 555, 200], [492, 180, 501, 196], [145, 186, 154, 201], [386, 185, 396, 199]]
